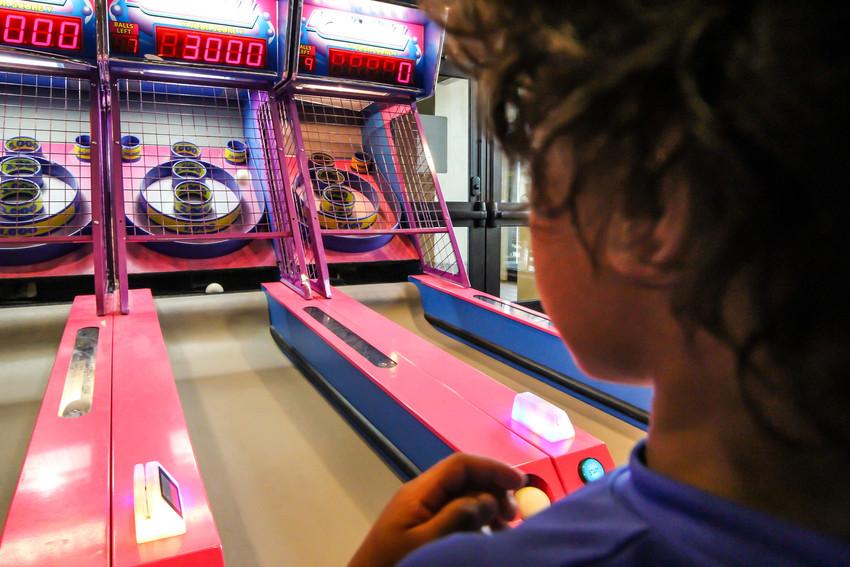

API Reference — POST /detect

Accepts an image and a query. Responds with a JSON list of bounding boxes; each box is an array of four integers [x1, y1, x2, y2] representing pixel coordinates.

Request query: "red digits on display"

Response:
[[58, 21, 80, 49], [245, 41, 264, 67], [303, 56, 315, 71], [31, 17, 53, 47], [155, 27, 266, 68], [0, 9, 82, 51], [323, 49, 416, 87], [397, 61, 413, 84], [159, 31, 178, 57], [3, 14, 25, 44], [204, 36, 222, 63], [330, 51, 345, 68], [183, 34, 201, 60], [225, 39, 243, 65]]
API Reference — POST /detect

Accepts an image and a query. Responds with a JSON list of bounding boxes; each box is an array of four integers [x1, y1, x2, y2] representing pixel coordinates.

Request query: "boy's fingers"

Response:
[[413, 454, 524, 512], [414, 493, 500, 541]]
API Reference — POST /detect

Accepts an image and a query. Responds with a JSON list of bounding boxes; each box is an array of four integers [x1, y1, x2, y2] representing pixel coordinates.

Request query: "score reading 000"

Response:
[[0, 8, 82, 51], [155, 26, 267, 69]]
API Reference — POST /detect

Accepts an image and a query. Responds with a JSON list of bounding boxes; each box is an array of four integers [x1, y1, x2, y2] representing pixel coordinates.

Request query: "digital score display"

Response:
[[298, 3, 428, 90], [0, 8, 83, 52], [155, 26, 267, 69], [318, 48, 414, 87]]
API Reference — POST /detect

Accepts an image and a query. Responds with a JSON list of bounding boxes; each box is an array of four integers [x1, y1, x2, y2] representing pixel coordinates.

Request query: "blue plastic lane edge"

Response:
[[411, 279, 653, 421], [265, 291, 454, 472], [432, 324, 648, 431]]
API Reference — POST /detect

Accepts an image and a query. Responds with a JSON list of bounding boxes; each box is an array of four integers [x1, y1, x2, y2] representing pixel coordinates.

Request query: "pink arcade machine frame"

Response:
[[269, 0, 470, 299], [0, 2, 110, 565], [263, 0, 614, 505], [105, 0, 304, 313], [0, 0, 108, 313]]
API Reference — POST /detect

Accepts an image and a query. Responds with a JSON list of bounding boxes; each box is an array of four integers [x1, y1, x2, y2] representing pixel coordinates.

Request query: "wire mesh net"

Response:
[[274, 97, 329, 296], [114, 79, 287, 242], [290, 96, 448, 231], [256, 97, 310, 293], [0, 72, 95, 243], [285, 94, 462, 277]]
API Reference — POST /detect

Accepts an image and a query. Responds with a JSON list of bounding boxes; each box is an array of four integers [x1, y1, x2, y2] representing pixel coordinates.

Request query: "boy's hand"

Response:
[[348, 454, 524, 567]]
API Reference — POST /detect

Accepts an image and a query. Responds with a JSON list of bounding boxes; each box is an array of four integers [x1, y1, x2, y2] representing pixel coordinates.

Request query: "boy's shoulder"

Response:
[[399, 442, 850, 567]]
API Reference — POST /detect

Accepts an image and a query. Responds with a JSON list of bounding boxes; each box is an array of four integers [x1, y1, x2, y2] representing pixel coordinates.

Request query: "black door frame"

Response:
[[435, 60, 534, 300]]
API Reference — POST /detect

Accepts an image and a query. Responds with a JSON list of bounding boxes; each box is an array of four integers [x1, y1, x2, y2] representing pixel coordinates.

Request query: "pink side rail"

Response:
[[111, 290, 224, 567], [265, 282, 614, 499], [300, 284, 612, 491], [0, 295, 113, 567]]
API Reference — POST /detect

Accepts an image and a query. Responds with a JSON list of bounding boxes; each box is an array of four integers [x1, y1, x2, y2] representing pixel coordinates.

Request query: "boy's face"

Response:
[[530, 147, 666, 386]]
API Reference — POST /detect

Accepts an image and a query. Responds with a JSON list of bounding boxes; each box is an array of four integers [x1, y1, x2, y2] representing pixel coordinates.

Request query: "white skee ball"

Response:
[[205, 282, 225, 295], [236, 169, 252, 185], [515, 486, 551, 520]]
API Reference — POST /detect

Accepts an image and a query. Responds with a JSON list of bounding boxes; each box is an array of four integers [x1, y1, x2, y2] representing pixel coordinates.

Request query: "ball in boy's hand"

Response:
[[515, 487, 551, 520]]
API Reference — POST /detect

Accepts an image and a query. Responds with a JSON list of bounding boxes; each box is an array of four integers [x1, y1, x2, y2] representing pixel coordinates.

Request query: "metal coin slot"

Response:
[[473, 295, 555, 328], [305, 307, 397, 369], [58, 327, 98, 419]]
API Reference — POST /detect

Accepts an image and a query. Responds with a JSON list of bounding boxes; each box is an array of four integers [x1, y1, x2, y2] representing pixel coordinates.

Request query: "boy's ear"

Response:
[[605, 182, 689, 286]]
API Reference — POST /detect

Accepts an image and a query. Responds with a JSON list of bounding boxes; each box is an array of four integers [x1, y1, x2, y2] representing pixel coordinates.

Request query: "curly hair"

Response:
[[423, 0, 850, 449]]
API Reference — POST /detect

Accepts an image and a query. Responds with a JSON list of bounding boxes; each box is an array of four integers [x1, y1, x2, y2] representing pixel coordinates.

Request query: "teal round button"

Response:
[[579, 458, 605, 483]]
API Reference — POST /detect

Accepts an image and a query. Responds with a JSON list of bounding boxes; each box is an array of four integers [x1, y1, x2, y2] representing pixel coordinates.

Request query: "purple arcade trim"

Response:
[[286, 94, 332, 299], [268, 92, 314, 299], [108, 80, 131, 315], [88, 77, 108, 316]]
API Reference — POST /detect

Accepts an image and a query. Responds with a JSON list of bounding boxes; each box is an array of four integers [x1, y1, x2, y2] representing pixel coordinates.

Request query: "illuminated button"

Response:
[[511, 392, 575, 442], [578, 458, 605, 483]]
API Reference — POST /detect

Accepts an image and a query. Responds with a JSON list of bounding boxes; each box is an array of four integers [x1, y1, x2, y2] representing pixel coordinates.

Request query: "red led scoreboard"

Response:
[[0, 7, 83, 51], [155, 27, 267, 69], [107, 0, 280, 76]]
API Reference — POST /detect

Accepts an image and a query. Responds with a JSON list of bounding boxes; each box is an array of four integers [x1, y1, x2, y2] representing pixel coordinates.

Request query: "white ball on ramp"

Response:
[[205, 283, 225, 295], [236, 169, 252, 186]]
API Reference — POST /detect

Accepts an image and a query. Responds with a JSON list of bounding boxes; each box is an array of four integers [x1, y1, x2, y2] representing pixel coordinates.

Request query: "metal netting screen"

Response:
[[286, 94, 465, 283], [114, 79, 288, 243], [0, 73, 95, 242]]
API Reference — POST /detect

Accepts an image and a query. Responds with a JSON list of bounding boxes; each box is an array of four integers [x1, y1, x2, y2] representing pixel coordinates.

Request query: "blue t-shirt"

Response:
[[399, 442, 850, 566]]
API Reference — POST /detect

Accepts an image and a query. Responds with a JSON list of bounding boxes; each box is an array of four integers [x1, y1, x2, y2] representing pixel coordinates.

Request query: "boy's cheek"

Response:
[[530, 220, 639, 382]]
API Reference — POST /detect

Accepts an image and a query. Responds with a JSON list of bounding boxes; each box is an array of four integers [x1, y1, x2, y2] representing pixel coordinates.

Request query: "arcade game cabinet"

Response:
[[265, 0, 615, 509], [0, 2, 113, 564]]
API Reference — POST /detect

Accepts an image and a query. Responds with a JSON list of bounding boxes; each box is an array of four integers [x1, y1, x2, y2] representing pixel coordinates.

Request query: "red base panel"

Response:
[[111, 290, 224, 567], [126, 241, 276, 275], [0, 295, 112, 567], [0, 245, 95, 279]]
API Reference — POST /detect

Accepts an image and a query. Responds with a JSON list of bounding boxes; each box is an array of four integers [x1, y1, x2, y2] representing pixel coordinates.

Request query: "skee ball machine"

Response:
[[0, 1, 113, 565], [102, 0, 303, 563], [265, 0, 615, 510], [106, 0, 291, 294], [0, 0, 106, 300]]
